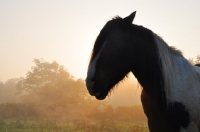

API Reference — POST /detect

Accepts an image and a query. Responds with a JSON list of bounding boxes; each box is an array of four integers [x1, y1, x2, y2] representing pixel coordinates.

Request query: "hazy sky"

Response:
[[0, 0, 200, 82]]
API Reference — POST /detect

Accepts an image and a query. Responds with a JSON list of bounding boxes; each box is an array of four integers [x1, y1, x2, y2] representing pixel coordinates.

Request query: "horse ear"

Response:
[[123, 11, 136, 24]]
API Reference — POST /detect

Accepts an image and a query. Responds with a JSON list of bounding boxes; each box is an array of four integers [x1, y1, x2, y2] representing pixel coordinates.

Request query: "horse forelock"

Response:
[[88, 18, 123, 67], [112, 16, 122, 20]]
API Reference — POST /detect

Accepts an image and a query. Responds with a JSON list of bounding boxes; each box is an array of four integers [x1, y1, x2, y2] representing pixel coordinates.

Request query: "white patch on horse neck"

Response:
[[87, 41, 107, 83], [154, 33, 200, 125]]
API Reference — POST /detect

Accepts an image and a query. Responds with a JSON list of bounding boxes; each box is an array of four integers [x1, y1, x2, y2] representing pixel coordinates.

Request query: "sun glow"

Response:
[[1, 1, 200, 82]]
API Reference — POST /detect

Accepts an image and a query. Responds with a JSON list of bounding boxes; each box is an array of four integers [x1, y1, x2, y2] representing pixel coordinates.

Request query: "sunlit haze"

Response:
[[1, 0, 200, 82]]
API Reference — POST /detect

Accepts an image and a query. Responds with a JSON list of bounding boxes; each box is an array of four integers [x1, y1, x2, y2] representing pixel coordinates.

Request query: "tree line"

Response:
[[0, 58, 146, 122], [0, 55, 199, 122]]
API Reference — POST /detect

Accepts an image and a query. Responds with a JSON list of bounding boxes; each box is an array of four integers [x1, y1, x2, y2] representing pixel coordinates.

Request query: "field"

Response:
[[0, 102, 149, 132], [0, 119, 149, 132]]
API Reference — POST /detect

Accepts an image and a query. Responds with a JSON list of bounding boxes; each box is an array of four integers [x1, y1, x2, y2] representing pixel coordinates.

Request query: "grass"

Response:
[[0, 119, 149, 132]]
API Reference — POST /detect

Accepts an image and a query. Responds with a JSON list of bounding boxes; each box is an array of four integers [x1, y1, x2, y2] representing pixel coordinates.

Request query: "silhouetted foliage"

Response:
[[195, 55, 200, 64], [16, 59, 90, 105], [188, 54, 200, 65]]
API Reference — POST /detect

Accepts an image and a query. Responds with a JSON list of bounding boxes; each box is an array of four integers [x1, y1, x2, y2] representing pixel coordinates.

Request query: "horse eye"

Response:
[[91, 78, 95, 82]]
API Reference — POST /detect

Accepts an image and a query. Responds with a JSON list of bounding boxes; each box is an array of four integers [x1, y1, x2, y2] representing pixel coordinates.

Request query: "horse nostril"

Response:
[[85, 77, 95, 95]]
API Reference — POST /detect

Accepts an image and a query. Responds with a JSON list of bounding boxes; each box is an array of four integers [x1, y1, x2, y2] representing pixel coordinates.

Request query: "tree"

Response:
[[195, 55, 200, 64], [17, 59, 71, 94], [14, 59, 108, 120], [188, 58, 195, 65], [188, 54, 200, 65], [16, 59, 89, 105], [0, 78, 21, 103]]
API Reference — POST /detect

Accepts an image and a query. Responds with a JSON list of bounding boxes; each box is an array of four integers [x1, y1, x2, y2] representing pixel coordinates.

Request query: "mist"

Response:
[[0, 59, 148, 131]]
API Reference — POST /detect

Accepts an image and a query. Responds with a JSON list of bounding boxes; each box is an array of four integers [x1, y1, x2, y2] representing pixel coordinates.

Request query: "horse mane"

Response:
[[153, 33, 200, 102], [112, 16, 122, 20], [153, 34, 180, 99], [169, 46, 183, 57]]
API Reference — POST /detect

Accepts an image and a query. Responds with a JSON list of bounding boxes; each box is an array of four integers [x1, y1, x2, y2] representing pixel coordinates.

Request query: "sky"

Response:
[[0, 0, 200, 82]]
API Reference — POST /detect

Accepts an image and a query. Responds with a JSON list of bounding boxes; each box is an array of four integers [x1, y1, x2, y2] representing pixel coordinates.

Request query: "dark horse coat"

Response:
[[86, 12, 200, 132]]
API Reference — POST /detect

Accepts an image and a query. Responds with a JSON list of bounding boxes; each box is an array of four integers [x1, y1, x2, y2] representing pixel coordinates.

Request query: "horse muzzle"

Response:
[[85, 77, 104, 98], [85, 77, 95, 95]]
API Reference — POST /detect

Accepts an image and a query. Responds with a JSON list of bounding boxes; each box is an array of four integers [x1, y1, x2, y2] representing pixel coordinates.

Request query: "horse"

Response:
[[85, 11, 200, 132]]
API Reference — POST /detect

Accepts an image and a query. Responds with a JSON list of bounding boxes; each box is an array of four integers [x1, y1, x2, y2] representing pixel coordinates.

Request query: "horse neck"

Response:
[[129, 33, 165, 98], [131, 30, 197, 102], [132, 64, 164, 101]]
